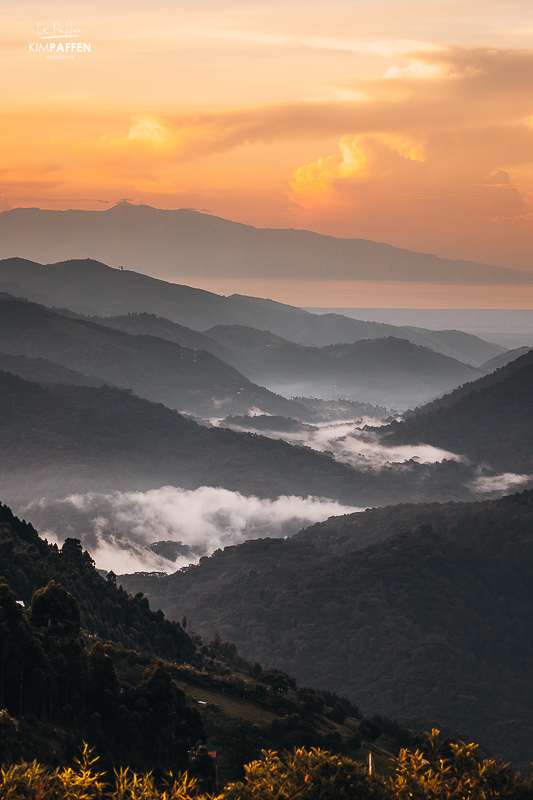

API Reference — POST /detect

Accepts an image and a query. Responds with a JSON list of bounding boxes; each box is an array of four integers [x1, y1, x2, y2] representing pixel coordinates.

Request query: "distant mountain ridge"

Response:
[[0, 258, 505, 365], [0, 204, 531, 284], [0, 294, 307, 418], [0, 351, 105, 388], [204, 325, 483, 408], [0, 369, 479, 511]]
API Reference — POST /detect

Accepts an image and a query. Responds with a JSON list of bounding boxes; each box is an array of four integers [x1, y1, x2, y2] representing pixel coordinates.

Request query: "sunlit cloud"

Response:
[[64, 48, 533, 171], [3, 45, 533, 267], [169, 28, 439, 58]]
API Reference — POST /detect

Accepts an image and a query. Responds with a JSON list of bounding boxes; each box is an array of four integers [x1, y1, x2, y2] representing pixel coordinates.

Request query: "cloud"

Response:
[[469, 473, 533, 493], [61, 46, 533, 267], [487, 170, 510, 184], [67, 48, 533, 167], [285, 46, 533, 214], [25, 487, 361, 574], [219, 418, 463, 471], [171, 27, 438, 59], [4, 45, 533, 266]]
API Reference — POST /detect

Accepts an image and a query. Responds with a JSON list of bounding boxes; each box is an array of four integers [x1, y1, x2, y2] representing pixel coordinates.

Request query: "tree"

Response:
[[327, 701, 347, 724], [0, 578, 47, 716], [259, 668, 297, 693], [296, 686, 325, 714], [360, 716, 382, 741], [30, 581, 81, 637]]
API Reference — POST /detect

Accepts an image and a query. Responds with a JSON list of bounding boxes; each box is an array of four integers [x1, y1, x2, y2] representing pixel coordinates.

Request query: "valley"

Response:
[[0, 246, 532, 778]]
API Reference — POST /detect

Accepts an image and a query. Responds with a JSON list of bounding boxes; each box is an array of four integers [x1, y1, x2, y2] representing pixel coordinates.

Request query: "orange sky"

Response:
[[2, 0, 533, 296]]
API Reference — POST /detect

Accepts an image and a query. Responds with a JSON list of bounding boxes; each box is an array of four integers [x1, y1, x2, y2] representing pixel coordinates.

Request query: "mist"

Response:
[[219, 417, 462, 470], [256, 378, 465, 413], [25, 486, 361, 575], [468, 473, 533, 494]]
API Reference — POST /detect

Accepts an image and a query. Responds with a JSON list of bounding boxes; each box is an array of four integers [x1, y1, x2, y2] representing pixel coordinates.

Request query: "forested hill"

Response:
[[0, 293, 307, 418], [204, 326, 483, 408], [120, 490, 533, 768], [0, 351, 105, 387], [380, 352, 533, 472], [404, 347, 533, 416], [0, 370, 481, 509], [293, 491, 533, 555], [0, 257, 504, 364], [0, 500, 415, 782], [0, 501, 194, 658]]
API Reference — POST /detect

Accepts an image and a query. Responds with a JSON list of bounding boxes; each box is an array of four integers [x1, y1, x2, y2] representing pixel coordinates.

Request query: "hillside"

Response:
[[480, 345, 532, 373], [0, 370, 484, 513], [93, 312, 244, 369], [119, 489, 533, 769], [0, 500, 411, 783], [380, 351, 533, 472], [206, 325, 482, 407], [0, 370, 355, 506], [0, 204, 530, 286], [0, 294, 306, 418], [0, 351, 104, 387], [0, 258, 505, 364], [401, 347, 533, 417]]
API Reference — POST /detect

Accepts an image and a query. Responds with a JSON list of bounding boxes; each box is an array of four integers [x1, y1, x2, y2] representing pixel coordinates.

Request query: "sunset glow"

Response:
[[3, 0, 533, 298]]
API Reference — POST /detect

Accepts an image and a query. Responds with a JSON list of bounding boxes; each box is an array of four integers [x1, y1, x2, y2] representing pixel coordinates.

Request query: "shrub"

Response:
[[1, 731, 532, 800]]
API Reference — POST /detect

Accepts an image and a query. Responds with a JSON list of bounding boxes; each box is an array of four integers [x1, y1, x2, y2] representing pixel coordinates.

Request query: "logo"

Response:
[[29, 22, 91, 58]]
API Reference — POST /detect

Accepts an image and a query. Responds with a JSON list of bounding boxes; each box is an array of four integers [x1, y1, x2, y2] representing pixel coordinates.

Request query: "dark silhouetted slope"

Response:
[[480, 345, 532, 373], [0, 294, 306, 418], [0, 351, 104, 387], [0, 499, 409, 780], [0, 258, 505, 365], [120, 490, 533, 767], [0, 500, 194, 658], [381, 351, 533, 472], [94, 312, 243, 368], [0, 371, 479, 509]]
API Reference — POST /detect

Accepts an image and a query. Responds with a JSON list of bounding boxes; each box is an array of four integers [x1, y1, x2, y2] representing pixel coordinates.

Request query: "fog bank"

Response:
[[469, 473, 533, 493], [25, 486, 361, 574], [219, 417, 462, 471]]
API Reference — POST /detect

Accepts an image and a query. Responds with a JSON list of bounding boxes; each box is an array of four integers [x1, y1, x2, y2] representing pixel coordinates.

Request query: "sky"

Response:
[[2, 0, 533, 305]]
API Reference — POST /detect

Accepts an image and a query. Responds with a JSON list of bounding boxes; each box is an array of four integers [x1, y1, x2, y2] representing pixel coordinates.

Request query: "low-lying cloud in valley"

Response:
[[25, 487, 361, 575], [468, 473, 533, 493], [219, 417, 462, 470]]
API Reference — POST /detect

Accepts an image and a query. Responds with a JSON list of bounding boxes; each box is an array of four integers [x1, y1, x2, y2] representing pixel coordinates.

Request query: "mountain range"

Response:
[[119, 489, 533, 770], [0, 204, 532, 285], [72, 312, 488, 408], [0, 369, 481, 512], [0, 257, 506, 366], [203, 325, 483, 408], [0, 294, 305, 418], [2, 223, 533, 779]]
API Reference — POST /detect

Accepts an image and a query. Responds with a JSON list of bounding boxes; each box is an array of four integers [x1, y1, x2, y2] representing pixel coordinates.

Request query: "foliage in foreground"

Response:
[[1, 732, 532, 800]]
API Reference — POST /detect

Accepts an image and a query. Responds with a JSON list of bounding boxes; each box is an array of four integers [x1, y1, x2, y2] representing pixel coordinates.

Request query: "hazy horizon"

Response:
[[3, 0, 533, 285], [1, 204, 533, 308]]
